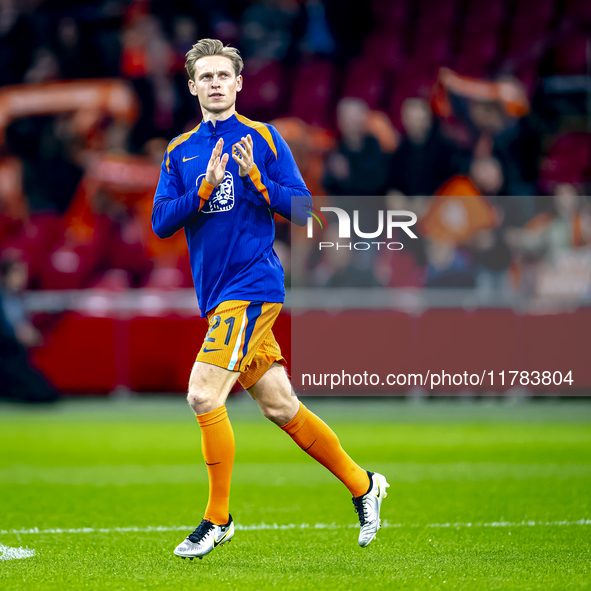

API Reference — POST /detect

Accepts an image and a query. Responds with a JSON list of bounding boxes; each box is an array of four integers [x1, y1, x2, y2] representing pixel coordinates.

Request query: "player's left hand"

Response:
[[232, 134, 254, 177]]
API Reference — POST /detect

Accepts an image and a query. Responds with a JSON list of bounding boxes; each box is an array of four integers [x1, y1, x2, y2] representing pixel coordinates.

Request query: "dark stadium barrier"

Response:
[[29, 308, 590, 395]]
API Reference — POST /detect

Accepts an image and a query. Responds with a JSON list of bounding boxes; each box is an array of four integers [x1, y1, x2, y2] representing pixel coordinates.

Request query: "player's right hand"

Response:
[[205, 138, 229, 187]]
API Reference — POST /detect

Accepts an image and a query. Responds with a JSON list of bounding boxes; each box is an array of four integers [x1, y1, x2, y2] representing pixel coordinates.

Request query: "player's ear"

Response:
[[188, 79, 198, 96], [236, 75, 243, 93]]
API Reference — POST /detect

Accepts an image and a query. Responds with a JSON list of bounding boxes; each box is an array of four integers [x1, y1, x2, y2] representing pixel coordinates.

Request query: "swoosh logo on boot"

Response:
[[213, 529, 230, 547]]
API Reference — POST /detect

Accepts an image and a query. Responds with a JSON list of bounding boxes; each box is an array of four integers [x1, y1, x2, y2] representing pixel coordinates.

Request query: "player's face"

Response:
[[189, 56, 242, 115]]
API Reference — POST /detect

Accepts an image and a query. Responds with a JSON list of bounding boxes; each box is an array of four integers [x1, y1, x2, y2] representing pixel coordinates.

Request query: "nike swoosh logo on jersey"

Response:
[[203, 347, 222, 353], [183, 155, 199, 162]]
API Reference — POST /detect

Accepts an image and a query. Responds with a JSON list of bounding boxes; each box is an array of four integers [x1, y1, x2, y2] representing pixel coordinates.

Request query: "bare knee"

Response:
[[260, 399, 298, 426], [186, 361, 237, 415], [187, 388, 219, 415]]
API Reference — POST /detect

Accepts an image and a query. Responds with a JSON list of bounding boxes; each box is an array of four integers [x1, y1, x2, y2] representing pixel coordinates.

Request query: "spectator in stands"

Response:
[[142, 137, 169, 167], [388, 98, 462, 197], [471, 207, 514, 302], [516, 192, 584, 258], [23, 47, 60, 84], [302, 0, 336, 57], [436, 156, 504, 200], [241, 0, 303, 61], [374, 194, 428, 287], [424, 238, 475, 288], [468, 99, 506, 159], [121, 15, 178, 147], [53, 17, 86, 79], [6, 115, 84, 214], [313, 226, 379, 288], [547, 190, 591, 253], [323, 97, 390, 197], [0, 0, 35, 85], [469, 157, 504, 196], [434, 156, 504, 200], [493, 111, 542, 198], [0, 252, 58, 402]]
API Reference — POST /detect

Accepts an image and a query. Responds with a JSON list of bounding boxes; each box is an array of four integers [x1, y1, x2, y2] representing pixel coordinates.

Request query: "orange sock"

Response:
[[280, 402, 370, 497], [196, 405, 235, 525]]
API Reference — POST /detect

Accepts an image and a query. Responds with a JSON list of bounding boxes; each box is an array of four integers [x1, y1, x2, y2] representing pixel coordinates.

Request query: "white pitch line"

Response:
[[0, 544, 36, 561], [1, 519, 590, 537]]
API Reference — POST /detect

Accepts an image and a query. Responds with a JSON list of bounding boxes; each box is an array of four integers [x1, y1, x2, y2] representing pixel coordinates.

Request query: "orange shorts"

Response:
[[196, 300, 286, 389]]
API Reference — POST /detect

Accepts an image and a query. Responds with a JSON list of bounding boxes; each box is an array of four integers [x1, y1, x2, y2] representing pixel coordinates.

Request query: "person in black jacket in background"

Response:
[[323, 97, 391, 198], [388, 98, 462, 197], [0, 253, 58, 403]]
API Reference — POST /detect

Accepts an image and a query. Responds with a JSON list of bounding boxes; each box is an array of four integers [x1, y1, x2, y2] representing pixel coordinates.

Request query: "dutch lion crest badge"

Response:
[[197, 172, 235, 213]]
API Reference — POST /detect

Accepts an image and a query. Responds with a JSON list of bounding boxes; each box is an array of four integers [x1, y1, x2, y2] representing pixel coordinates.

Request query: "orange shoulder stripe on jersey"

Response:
[[248, 164, 270, 205], [165, 124, 201, 172], [235, 113, 278, 159]]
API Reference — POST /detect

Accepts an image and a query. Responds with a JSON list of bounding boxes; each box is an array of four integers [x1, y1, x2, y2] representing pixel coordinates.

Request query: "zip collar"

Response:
[[201, 113, 241, 136]]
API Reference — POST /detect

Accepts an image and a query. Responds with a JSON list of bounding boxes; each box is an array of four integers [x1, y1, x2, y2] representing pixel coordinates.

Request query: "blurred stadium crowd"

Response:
[[1, 0, 590, 399], [0, 0, 590, 301]]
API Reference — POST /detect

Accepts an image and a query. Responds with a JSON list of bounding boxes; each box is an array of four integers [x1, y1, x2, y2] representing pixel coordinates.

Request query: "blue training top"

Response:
[[152, 113, 312, 317]]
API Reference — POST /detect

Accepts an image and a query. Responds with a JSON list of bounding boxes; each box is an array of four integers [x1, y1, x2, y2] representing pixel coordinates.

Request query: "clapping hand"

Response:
[[232, 134, 254, 177], [205, 138, 229, 187]]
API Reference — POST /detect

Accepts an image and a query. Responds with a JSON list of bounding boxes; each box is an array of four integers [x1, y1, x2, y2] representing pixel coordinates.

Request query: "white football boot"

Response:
[[352, 472, 390, 547], [174, 515, 234, 559]]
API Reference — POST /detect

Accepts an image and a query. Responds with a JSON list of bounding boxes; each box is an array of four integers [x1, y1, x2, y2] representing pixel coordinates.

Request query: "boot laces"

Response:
[[188, 520, 214, 543], [352, 496, 369, 527]]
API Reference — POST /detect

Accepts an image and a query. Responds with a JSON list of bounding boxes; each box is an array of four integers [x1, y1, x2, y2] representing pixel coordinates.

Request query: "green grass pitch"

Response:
[[1, 397, 590, 590]]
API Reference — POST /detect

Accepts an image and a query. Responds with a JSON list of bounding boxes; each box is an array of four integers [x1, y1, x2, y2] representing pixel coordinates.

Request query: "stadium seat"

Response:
[[342, 58, 389, 109], [144, 267, 186, 290], [372, 0, 410, 33], [411, 30, 452, 69], [2, 213, 65, 286], [289, 61, 335, 128], [89, 269, 133, 291], [106, 219, 152, 285], [463, 0, 506, 34], [362, 34, 406, 73], [505, 30, 545, 58], [456, 33, 499, 76], [511, 13, 551, 36], [416, 0, 458, 28], [553, 34, 589, 74], [513, 0, 555, 27], [540, 132, 591, 188], [40, 243, 100, 290], [564, 0, 591, 21], [237, 59, 283, 121]]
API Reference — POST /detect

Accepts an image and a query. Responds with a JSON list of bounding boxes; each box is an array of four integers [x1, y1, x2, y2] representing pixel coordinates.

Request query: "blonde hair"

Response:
[[185, 38, 244, 81]]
